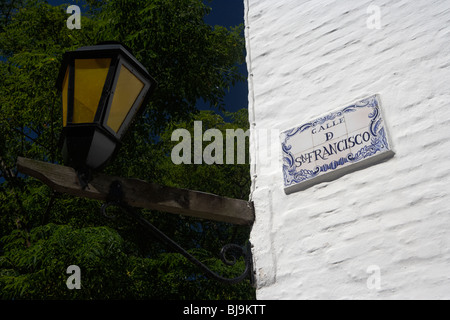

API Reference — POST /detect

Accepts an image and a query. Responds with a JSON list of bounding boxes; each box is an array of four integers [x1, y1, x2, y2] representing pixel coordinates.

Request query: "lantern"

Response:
[[56, 42, 156, 174]]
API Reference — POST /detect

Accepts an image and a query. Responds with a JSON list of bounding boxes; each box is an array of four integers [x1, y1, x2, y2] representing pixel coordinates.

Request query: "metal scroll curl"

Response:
[[100, 185, 254, 285]]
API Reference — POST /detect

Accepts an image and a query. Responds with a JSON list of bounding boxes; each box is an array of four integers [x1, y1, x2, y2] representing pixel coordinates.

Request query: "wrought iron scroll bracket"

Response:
[[100, 180, 254, 285]]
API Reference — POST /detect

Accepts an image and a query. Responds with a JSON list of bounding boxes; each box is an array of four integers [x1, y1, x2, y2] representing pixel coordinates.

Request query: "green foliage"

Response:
[[0, 1, 98, 168], [159, 109, 250, 199], [0, 0, 254, 300], [0, 224, 128, 299], [152, 109, 251, 267], [0, 223, 254, 299], [93, 0, 246, 135]]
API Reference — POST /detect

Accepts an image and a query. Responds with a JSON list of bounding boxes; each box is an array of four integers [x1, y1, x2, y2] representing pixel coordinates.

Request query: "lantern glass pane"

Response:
[[107, 64, 144, 133], [62, 66, 69, 127], [73, 58, 111, 123]]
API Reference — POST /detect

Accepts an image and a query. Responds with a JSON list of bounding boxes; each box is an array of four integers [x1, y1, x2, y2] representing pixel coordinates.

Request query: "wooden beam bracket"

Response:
[[16, 157, 255, 226]]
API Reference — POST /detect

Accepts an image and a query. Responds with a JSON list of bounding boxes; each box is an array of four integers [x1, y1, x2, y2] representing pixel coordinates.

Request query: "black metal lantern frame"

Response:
[[56, 42, 157, 177]]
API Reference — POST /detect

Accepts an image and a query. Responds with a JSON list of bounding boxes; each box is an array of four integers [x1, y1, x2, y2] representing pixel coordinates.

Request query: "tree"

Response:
[[0, 0, 254, 299]]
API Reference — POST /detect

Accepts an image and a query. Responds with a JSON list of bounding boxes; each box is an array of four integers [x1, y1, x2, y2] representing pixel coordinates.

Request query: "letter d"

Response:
[[325, 132, 334, 141]]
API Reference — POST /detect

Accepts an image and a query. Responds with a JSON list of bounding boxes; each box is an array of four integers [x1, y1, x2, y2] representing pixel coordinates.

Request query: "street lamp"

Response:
[[50, 42, 254, 285], [56, 42, 157, 183]]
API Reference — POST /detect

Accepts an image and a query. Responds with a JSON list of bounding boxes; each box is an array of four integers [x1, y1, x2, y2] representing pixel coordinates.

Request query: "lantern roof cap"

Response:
[[56, 42, 153, 91]]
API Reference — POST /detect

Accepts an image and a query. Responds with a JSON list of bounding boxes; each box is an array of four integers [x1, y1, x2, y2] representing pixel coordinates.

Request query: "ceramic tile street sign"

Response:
[[281, 94, 394, 194]]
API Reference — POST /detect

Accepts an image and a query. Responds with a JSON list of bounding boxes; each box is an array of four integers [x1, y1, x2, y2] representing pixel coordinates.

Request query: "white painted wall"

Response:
[[245, 0, 450, 299]]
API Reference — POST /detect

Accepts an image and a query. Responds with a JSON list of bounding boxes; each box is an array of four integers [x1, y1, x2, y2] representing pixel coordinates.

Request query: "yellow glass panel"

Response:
[[73, 58, 111, 123], [62, 67, 69, 127], [107, 64, 144, 133]]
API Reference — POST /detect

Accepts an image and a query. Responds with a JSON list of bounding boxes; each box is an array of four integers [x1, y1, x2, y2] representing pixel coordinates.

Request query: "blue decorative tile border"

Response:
[[281, 94, 394, 193]]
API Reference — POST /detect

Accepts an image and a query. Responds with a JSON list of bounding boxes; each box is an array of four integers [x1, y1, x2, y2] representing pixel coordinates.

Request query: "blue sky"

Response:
[[49, 0, 248, 114], [202, 0, 248, 114]]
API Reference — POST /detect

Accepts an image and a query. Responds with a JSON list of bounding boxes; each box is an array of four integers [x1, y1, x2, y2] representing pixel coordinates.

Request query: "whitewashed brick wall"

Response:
[[245, 0, 450, 299]]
